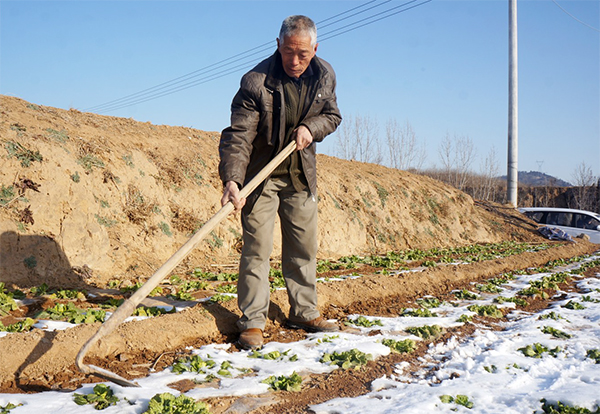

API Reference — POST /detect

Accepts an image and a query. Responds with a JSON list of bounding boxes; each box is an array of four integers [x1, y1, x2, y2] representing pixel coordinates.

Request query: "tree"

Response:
[[336, 114, 382, 164], [454, 135, 476, 191], [385, 119, 426, 171], [571, 161, 596, 210], [476, 146, 500, 201], [437, 133, 476, 190], [438, 133, 454, 186]]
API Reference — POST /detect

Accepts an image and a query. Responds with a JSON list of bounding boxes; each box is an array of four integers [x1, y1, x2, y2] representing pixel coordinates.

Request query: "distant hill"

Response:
[[499, 171, 572, 187]]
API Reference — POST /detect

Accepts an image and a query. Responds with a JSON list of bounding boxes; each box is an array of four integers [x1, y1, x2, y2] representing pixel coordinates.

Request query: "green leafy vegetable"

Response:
[[73, 384, 119, 410], [320, 349, 372, 370], [382, 338, 416, 353], [467, 304, 503, 318], [586, 349, 600, 364], [518, 343, 561, 358], [261, 372, 303, 392], [540, 398, 600, 414], [172, 355, 216, 374], [541, 326, 572, 339], [143, 393, 210, 414], [405, 324, 444, 340], [0, 317, 36, 333], [346, 315, 383, 327]]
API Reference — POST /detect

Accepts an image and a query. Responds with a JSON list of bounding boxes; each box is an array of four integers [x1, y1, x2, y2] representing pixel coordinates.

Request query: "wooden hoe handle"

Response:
[[75, 141, 297, 386]]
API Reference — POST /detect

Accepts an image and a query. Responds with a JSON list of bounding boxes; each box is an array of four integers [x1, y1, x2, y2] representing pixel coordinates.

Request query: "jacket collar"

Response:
[[264, 50, 325, 91]]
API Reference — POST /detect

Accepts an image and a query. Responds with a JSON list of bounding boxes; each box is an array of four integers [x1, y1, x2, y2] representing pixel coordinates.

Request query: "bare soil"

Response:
[[1, 95, 598, 411]]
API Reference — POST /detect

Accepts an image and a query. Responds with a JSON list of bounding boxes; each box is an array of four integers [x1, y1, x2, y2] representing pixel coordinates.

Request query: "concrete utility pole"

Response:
[[507, 0, 519, 207]]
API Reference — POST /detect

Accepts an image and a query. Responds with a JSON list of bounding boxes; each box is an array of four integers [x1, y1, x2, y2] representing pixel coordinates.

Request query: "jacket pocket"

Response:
[[306, 88, 333, 117]]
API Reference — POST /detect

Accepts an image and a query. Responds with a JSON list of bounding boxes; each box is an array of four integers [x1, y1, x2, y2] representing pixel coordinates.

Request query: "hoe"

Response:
[[76, 141, 296, 387]]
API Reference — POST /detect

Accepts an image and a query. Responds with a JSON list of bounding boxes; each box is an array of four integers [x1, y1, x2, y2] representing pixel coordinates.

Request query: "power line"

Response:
[[85, 0, 432, 114], [85, 0, 393, 113], [552, 0, 600, 33]]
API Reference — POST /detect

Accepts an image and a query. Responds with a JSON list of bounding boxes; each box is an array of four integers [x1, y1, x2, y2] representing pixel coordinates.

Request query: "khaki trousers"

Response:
[[237, 175, 319, 331]]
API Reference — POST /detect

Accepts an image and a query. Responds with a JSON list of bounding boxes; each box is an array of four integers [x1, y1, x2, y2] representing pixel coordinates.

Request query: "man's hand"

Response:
[[292, 125, 313, 151], [221, 181, 246, 211]]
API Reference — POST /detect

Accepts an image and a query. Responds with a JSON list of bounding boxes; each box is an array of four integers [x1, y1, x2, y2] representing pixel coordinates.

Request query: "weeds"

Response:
[[0, 185, 15, 205], [372, 181, 389, 207], [45, 128, 69, 143], [77, 154, 105, 173], [207, 231, 223, 249], [70, 171, 81, 182], [95, 214, 117, 228], [5, 141, 43, 167], [122, 154, 134, 168], [159, 221, 173, 237]]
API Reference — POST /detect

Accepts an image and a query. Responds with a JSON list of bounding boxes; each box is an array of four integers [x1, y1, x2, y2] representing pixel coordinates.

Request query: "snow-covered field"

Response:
[[1, 256, 599, 414]]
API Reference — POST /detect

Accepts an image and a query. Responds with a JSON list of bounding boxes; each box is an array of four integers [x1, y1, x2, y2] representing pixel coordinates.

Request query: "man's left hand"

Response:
[[292, 125, 313, 151]]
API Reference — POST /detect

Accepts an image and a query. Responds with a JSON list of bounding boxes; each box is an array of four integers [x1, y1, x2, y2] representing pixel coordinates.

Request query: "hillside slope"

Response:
[[1, 95, 538, 288]]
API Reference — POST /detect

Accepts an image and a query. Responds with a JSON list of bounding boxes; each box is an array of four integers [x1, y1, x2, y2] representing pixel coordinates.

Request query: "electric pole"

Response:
[[507, 0, 519, 207]]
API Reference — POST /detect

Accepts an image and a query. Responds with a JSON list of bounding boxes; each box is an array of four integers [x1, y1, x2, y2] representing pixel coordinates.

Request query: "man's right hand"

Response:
[[221, 181, 246, 211]]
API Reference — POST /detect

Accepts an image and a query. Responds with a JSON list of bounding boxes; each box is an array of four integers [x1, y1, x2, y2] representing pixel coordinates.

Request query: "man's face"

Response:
[[277, 34, 318, 79]]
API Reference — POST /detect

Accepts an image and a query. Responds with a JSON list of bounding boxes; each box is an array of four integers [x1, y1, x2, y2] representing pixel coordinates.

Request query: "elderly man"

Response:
[[219, 15, 342, 350]]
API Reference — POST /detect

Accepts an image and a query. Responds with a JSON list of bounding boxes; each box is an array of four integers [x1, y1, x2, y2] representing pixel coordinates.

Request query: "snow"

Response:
[[1, 256, 599, 413]]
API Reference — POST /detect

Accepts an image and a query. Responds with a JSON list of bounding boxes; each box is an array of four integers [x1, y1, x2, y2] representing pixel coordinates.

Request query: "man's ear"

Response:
[[276, 38, 281, 49], [314, 43, 319, 53]]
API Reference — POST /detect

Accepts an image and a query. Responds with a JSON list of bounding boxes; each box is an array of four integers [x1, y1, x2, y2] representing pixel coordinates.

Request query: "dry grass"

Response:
[[123, 184, 157, 225]]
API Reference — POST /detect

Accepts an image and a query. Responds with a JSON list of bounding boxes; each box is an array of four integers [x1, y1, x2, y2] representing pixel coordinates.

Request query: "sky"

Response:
[[1, 253, 599, 413], [0, 0, 598, 183]]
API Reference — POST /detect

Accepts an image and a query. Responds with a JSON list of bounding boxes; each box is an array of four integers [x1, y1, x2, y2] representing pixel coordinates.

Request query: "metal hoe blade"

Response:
[[76, 141, 297, 387]]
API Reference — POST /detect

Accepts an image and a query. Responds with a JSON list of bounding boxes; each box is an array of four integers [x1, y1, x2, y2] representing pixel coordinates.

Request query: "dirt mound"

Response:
[[1, 95, 536, 289], [2, 94, 585, 397]]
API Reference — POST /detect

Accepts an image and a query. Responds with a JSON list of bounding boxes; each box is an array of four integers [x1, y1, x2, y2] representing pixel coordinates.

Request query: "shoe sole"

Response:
[[285, 321, 339, 333], [236, 339, 263, 351]]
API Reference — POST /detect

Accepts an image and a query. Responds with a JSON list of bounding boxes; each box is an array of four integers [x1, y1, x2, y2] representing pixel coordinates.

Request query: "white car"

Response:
[[518, 207, 600, 243]]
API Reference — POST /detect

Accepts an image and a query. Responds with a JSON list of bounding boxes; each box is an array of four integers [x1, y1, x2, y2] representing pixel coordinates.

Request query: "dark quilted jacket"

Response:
[[219, 50, 342, 212]]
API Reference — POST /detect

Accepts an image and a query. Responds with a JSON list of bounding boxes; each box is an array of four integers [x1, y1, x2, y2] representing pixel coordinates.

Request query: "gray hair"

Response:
[[279, 15, 317, 46]]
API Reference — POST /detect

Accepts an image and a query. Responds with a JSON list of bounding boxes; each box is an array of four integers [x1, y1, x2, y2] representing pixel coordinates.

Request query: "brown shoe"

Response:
[[237, 328, 264, 350], [286, 316, 339, 333]]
